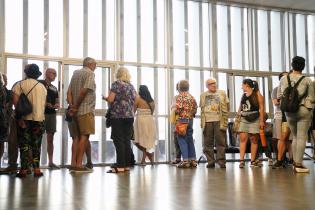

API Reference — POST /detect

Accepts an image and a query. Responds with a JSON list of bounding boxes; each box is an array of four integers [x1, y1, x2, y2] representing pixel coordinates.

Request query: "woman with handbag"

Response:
[[237, 79, 265, 168], [175, 80, 198, 168], [133, 85, 156, 165]]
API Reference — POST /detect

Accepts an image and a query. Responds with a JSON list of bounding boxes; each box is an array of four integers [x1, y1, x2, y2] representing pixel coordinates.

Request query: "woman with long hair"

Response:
[[133, 85, 156, 165], [238, 79, 265, 168]]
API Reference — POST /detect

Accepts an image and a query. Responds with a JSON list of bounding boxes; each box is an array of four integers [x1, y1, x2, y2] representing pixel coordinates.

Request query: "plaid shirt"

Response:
[[176, 92, 197, 119], [69, 67, 96, 116]]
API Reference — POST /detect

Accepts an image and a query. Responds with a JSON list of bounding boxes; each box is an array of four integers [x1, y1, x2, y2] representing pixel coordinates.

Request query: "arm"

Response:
[[104, 91, 116, 104], [73, 88, 89, 109]]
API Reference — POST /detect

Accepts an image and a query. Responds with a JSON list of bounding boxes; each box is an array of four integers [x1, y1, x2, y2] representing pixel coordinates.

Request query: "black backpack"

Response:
[[280, 75, 306, 113], [15, 81, 39, 118]]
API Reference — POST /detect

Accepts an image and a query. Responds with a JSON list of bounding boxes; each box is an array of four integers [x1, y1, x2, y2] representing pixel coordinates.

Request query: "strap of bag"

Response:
[[20, 80, 39, 96], [286, 75, 291, 88], [294, 76, 305, 88]]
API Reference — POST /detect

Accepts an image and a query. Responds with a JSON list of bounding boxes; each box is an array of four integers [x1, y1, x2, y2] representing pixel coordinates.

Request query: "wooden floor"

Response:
[[0, 161, 315, 210]]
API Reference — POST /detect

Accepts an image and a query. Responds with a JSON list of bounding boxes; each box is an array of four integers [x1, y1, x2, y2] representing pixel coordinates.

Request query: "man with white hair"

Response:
[[67, 57, 96, 172], [200, 77, 229, 168]]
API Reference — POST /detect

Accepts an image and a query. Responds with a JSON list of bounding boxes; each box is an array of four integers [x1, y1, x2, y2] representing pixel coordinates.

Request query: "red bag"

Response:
[[176, 122, 189, 136]]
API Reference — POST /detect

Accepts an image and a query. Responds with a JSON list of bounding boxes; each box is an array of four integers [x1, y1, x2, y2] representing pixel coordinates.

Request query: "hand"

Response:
[[259, 120, 265, 129], [46, 102, 53, 108], [102, 95, 108, 101], [54, 103, 60, 109], [17, 119, 26, 128]]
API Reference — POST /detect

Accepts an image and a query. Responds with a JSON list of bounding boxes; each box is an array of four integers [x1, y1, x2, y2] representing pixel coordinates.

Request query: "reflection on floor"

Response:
[[0, 161, 315, 210]]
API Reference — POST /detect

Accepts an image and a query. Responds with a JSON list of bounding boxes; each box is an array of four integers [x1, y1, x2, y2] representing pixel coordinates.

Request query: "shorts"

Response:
[[68, 112, 95, 137], [45, 114, 56, 133], [238, 117, 260, 134]]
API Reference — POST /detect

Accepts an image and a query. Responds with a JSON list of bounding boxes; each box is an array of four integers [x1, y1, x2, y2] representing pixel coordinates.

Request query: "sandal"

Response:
[[177, 161, 190, 168], [239, 160, 245, 168], [107, 167, 125, 173], [190, 160, 198, 168]]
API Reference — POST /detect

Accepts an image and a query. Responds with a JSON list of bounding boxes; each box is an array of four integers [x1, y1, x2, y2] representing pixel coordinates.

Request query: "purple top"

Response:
[[110, 80, 136, 118]]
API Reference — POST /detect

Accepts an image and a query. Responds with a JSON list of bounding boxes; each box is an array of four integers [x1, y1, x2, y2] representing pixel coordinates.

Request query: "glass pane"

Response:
[[49, 0, 63, 56], [257, 10, 269, 71], [234, 76, 243, 112], [188, 70, 201, 115], [141, 0, 153, 63], [173, 69, 186, 95], [7, 58, 22, 89], [158, 68, 167, 115], [88, 0, 102, 60], [202, 3, 210, 67], [126, 66, 138, 88], [52, 116, 62, 165], [157, 117, 167, 162], [192, 118, 203, 159], [140, 67, 155, 99], [106, 0, 116, 60], [28, 0, 44, 55], [231, 7, 242, 69], [270, 12, 282, 72], [296, 14, 307, 66], [69, 0, 83, 58], [5, 0, 23, 53], [123, 0, 137, 62], [89, 117, 102, 163], [218, 72, 227, 93], [217, 5, 229, 68], [243, 8, 249, 70], [172, 0, 185, 65], [157, 0, 165, 64], [308, 15, 315, 74], [188, 1, 200, 66]]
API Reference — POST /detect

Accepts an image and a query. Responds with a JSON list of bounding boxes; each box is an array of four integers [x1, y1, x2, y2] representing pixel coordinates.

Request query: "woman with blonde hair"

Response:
[[104, 67, 136, 173]]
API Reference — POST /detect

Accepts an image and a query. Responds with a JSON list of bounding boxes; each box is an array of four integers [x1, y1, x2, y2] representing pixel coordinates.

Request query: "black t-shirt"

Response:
[[39, 80, 59, 114], [240, 93, 259, 112]]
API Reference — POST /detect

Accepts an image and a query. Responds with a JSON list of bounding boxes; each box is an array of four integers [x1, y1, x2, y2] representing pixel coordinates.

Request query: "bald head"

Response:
[[45, 68, 57, 83]]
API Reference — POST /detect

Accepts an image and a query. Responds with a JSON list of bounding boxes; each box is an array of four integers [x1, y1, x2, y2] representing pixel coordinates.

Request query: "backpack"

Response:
[[280, 75, 306, 113], [15, 81, 39, 118]]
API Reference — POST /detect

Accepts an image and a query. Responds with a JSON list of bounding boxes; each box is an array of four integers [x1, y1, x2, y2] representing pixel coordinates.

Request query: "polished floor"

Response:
[[0, 161, 315, 210]]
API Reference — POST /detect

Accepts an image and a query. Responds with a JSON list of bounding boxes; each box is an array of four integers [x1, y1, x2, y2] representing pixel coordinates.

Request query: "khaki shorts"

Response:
[[281, 122, 290, 133], [45, 114, 57, 133], [68, 112, 95, 137]]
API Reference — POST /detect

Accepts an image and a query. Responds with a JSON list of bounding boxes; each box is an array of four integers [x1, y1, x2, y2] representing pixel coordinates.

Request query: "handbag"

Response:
[[175, 121, 189, 136], [15, 81, 39, 119], [241, 112, 259, 122], [232, 115, 241, 133], [105, 108, 111, 128]]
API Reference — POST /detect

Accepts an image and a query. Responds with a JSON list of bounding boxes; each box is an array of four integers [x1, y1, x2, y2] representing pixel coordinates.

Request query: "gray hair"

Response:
[[116, 67, 131, 82], [83, 57, 96, 67], [179, 80, 189, 92]]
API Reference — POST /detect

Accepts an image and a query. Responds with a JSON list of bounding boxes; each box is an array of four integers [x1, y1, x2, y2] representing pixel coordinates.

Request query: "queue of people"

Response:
[[0, 55, 314, 177]]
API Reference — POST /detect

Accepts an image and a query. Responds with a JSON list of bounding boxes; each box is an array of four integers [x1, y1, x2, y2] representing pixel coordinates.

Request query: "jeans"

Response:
[[177, 119, 196, 160], [286, 106, 312, 164]]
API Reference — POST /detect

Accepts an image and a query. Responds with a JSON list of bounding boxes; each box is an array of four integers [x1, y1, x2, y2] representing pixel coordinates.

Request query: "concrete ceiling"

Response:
[[215, 0, 315, 13]]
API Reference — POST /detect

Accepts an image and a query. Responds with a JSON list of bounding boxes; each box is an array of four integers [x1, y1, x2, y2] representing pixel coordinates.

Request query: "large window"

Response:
[[172, 0, 185, 65], [308, 15, 315, 73], [157, 0, 165, 64], [28, 0, 44, 55], [217, 5, 229, 68], [141, 0, 154, 63], [49, 0, 63, 56], [88, 0, 102, 59], [270, 11, 282, 72], [257, 10, 269, 71], [188, 1, 200, 66], [123, 0, 137, 62], [69, 0, 83, 58], [231, 7, 243, 69], [202, 3, 210, 67], [106, 0, 116, 60], [5, 0, 23, 53]]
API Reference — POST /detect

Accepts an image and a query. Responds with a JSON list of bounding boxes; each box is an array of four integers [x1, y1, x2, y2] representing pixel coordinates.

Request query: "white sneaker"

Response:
[[268, 158, 273, 166], [294, 164, 310, 173]]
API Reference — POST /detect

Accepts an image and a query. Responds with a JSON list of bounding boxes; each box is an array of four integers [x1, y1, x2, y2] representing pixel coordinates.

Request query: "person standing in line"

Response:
[[103, 67, 136, 173], [133, 85, 156, 165], [175, 80, 198, 168], [39, 68, 60, 169], [200, 78, 229, 168], [278, 56, 315, 173], [12, 64, 47, 178], [67, 57, 97, 172]]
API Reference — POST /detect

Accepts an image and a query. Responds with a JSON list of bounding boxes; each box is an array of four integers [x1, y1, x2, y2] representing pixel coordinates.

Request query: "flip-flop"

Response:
[[106, 167, 125, 173]]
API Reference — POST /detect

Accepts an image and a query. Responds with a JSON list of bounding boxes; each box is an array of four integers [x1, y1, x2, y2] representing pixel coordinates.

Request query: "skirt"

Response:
[[238, 117, 260, 134], [134, 108, 156, 152]]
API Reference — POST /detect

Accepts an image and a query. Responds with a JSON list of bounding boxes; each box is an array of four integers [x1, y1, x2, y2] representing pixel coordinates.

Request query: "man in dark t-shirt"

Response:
[[39, 68, 60, 169]]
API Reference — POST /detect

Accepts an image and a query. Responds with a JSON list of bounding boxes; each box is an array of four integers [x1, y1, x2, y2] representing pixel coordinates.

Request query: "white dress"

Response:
[[133, 108, 156, 152]]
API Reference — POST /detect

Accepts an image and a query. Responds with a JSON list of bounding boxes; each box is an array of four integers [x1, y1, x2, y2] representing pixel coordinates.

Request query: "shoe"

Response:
[[16, 170, 28, 178], [70, 167, 93, 173], [177, 161, 190, 168], [272, 160, 285, 169], [85, 162, 93, 169], [33, 168, 44, 177], [206, 163, 215, 168], [218, 163, 226, 168], [294, 164, 310, 173], [268, 158, 273, 166], [0, 165, 18, 174], [171, 159, 181, 164], [190, 160, 197, 168], [239, 161, 245, 168], [48, 163, 60, 170], [250, 161, 258, 167]]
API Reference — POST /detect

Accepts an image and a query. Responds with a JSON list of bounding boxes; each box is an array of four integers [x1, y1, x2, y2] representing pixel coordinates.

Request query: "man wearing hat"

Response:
[[12, 64, 47, 178]]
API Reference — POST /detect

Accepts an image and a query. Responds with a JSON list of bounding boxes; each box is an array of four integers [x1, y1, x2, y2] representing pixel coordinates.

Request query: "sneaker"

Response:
[[268, 158, 273, 166], [48, 163, 60, 170], [190, 160, 197, 168], [239, 161, 245, 168], [70, 167, 93, 173], [272, 160, 285, 169], [250, 161, 257, 167], [85, 162, 93, 169], [218, 162, 226, 168], [294, 164, 310, 173]]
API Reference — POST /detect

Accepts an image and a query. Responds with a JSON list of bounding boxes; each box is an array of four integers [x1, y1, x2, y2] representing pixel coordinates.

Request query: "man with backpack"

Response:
[[278, 56, 315, 173]]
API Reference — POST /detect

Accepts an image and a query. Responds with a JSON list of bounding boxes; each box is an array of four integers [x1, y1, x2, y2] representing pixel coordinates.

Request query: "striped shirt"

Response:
[[69, 67, 96, 116]]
